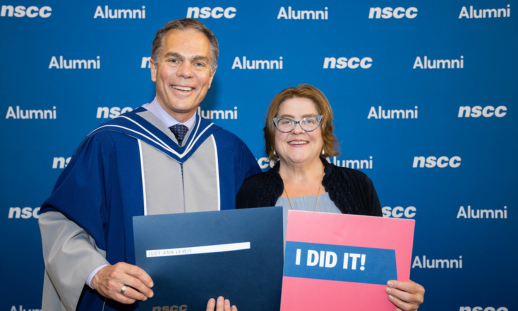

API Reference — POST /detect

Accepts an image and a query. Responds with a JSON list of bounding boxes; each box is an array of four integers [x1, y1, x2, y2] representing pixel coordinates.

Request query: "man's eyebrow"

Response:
[[192, 55, 209, 63], [163, 52, 183, 59], [163, 52, 209, 63]]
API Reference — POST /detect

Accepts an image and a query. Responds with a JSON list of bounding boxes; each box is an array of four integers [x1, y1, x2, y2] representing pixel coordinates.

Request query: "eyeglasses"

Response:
[[273, 115, 323, 133]]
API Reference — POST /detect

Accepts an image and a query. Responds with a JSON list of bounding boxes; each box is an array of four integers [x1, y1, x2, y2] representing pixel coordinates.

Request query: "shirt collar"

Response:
[[142, 97, 197, 130]]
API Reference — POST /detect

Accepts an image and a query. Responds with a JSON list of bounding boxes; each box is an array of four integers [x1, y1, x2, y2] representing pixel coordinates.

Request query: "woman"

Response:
[[237, 84, 424, 311]]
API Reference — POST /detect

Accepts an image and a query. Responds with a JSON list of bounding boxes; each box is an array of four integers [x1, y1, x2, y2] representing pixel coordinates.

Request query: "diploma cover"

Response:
[[281, 211, 415, 310], [133, 207, 284, 311]]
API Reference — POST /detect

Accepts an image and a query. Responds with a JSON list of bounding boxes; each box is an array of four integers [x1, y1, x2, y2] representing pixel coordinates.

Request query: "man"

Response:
[[39, 18, 259, 311]]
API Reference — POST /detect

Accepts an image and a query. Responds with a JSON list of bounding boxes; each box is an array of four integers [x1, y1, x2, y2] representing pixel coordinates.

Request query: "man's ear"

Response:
[[150, 58, 157, 82]]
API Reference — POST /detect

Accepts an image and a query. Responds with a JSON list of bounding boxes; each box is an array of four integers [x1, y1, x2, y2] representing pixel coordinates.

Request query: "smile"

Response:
[[172, 85, 194, 91], [288, 141, 309, 145]]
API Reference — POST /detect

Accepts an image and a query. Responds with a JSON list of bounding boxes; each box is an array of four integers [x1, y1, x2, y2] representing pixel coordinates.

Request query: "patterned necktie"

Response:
[[169, 124, 188, 145]]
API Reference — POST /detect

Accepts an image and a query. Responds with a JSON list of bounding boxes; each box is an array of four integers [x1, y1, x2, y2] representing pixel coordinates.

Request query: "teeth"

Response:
[[289, 141, 308, 145], [172, 86, 193, 91]]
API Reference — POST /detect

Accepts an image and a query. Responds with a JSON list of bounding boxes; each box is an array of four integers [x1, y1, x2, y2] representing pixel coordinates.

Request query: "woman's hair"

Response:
[[264, 84, 340, 161]]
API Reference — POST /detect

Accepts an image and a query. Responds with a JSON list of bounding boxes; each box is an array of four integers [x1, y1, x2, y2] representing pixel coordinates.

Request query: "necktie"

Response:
[[169, 124, 188, 145]]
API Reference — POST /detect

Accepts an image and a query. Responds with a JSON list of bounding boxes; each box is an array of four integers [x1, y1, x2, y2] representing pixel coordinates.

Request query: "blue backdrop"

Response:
[[1, 1, 516, 310]]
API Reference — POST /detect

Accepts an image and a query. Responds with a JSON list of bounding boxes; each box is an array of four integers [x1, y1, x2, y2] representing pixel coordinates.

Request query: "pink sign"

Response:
[[281, 211, 415, 310]]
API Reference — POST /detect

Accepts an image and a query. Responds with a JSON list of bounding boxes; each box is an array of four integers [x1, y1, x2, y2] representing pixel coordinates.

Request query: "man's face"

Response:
[[151, 28, 216, 122]]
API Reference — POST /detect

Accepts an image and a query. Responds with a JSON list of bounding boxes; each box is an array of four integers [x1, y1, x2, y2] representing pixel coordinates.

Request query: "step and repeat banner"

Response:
[[1, 0, 516, 310]]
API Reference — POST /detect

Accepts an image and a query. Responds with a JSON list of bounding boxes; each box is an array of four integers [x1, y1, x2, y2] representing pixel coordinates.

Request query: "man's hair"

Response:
[[264, 84, 340, 161], [151, 18, 219, 72]]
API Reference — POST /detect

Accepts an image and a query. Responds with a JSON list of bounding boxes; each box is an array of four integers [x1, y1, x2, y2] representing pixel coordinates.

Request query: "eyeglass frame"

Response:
[[272, 115, 323, 133]]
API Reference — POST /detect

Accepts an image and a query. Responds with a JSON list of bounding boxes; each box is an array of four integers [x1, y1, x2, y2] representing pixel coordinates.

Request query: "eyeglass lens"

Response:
[[276, 116, 320, 132]]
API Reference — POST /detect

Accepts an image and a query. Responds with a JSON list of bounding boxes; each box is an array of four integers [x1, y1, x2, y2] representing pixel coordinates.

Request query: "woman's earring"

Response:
[[273, 150, 277, 156], [322, 149, 325, 155]]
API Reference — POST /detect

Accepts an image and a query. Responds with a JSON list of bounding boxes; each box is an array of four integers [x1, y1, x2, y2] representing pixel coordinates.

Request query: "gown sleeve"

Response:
[[39, 211, 109, 311], [39, 132, 117, 310]]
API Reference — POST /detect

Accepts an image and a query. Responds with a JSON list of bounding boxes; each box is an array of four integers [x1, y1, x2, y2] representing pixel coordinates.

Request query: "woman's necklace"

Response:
[[283, 167, 325, 212]]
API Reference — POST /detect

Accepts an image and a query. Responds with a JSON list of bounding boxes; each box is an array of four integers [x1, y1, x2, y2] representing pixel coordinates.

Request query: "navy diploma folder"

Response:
[[133, 206, 284, 311]]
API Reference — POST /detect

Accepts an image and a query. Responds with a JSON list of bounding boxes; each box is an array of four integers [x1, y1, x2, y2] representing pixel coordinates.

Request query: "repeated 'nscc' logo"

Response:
[[460, 307, 508, 311], [187, 7, 236, 19], [458, 106, 507, 118], [257, 157, 275, 170], [97, 106, 134, 119], [369, 7, 417, 19], [323, 57, 372, 69], [8, 207, 40, 219], [383, 206, 416, 218], [412, 156, 461, 168], [152, 305, 187, 311], [53, 157, 71, 169], [1, 5, 51, 17]]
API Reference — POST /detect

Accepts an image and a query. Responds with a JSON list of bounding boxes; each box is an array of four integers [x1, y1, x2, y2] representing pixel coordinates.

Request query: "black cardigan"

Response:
[[236, 158, 382, 216]]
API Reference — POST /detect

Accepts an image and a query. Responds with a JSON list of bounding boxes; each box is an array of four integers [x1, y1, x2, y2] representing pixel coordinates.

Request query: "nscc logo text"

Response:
[[413, 156, 461, 168], [187, 7, 236, 19], [1, 5, 51, 17], [383, 206, 416, 218]]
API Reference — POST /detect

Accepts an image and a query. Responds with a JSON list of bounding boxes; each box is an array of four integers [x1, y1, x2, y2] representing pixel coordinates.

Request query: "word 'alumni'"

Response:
[[232, 57, 283, 70], [6, 106, 56, 119], [94, 6, 146, 19], [412, 256, 463, 269], [49, 56, 100, 69], [368, 106, 418, 119], [457, 206, 507, 219], [413, 56, 464, 69], [459, 5, 510, 19], [277, 6, 328, 19]]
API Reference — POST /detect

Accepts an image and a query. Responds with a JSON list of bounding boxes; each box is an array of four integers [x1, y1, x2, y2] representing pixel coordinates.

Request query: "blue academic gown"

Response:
[[40, 107, 261, 311]]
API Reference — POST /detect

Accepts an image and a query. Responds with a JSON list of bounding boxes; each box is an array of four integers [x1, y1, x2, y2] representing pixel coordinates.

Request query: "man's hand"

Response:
[[91, 262, 154, 304], [385, 280, 425, 311], [206, 296, 237, 311]]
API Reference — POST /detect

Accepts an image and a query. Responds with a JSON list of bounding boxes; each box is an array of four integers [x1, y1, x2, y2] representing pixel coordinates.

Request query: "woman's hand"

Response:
[[385, 280, 424, 311], [206, 296, 238, 311]]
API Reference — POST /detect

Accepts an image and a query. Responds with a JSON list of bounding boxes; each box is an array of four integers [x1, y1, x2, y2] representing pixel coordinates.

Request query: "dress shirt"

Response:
[[142, 97, 196, 130]]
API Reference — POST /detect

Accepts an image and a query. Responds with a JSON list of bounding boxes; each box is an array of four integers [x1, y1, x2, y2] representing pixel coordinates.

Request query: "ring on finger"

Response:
[[120, 285, 127, 295]]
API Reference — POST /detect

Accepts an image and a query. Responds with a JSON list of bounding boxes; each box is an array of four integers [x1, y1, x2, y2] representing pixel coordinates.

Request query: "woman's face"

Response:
[[274, 97, 323, 166]]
